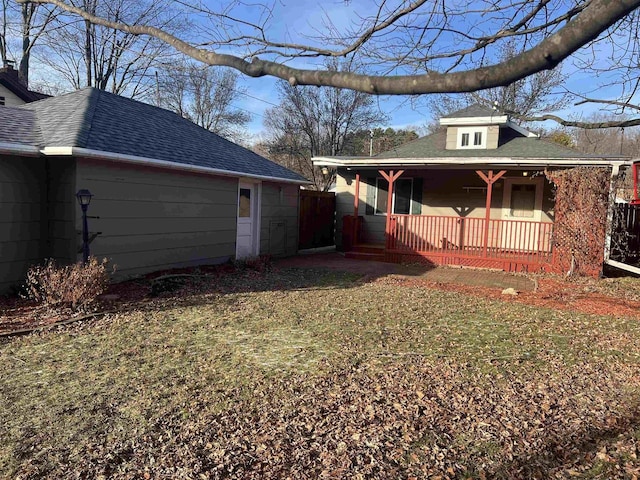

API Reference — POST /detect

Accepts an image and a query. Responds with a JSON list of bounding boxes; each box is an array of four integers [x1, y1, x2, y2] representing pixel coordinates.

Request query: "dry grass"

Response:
[[1, 268, 640, 479]]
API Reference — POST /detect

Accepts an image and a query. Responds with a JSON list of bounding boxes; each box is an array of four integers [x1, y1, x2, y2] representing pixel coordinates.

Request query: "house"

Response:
[[0, 62, 49, 106], [0, 88, 307, 293], [313, 105, 632, 275]]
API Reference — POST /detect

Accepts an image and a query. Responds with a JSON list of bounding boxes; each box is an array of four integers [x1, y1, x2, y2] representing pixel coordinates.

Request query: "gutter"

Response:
[[42, 147, 310, 185], [0, 142, 41, 157], [312, 156, 631, 168]]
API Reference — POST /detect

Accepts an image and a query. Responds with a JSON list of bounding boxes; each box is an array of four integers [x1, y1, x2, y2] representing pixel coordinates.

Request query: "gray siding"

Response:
[[46, 158, 76, 263], [260, 182, 298, 257], [0, 85, 25, 107], [0, 156, 44, 292], [76, 159, 238, 279]]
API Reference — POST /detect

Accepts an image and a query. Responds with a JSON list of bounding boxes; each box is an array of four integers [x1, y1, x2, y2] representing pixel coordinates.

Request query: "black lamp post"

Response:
[[76, 189, 93, 263]]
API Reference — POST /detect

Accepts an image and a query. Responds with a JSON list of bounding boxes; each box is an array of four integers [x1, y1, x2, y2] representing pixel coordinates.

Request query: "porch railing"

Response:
[[388, 215, 553, 263]]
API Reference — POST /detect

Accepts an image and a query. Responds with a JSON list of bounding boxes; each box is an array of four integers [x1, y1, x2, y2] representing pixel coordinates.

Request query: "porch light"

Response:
[[522, 171, 529, 177], [76, 189, 93, 206], [76, 189, 93, 263], [321, 167, 329, 175]]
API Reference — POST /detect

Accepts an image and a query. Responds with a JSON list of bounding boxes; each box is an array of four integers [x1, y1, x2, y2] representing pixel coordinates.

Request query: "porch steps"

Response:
[[345, 244, 386, 262]]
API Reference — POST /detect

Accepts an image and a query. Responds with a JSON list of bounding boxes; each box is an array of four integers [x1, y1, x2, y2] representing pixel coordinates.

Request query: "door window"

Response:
[[239, 188, 251, 217]]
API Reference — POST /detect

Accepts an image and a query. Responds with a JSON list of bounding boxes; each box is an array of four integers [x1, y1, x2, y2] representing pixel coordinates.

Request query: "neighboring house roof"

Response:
[[0, 66, 50, 103], [313, 125, 630, 168], [0, 88, 307, 184]]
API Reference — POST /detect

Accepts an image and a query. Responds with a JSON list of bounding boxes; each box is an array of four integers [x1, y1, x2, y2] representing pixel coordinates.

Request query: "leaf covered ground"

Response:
[[1, 267, 640, 479]]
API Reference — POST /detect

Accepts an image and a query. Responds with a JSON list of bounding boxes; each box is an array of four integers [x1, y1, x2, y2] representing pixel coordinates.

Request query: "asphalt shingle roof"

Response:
[[372, 127, 609, 160], [441, 104, 498, 119], [5, 88, 306, 183], [0, 106, 42, 146]]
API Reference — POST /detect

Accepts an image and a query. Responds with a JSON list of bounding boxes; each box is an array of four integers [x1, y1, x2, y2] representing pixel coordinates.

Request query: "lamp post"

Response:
[[76, 189, 93, 263]]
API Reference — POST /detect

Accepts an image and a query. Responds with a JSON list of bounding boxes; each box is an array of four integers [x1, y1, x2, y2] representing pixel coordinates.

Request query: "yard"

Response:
[[1, 265, 640, 479]]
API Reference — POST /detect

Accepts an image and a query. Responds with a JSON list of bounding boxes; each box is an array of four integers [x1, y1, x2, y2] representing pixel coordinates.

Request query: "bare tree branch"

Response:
[[17, 0, 640, 95]]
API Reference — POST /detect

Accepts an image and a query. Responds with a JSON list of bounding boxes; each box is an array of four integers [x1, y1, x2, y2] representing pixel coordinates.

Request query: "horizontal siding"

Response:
[[77, 158, 238, 279], [0, 156, 44, 292], [47, 158, 76, 263], [0, 85, 26, 107]]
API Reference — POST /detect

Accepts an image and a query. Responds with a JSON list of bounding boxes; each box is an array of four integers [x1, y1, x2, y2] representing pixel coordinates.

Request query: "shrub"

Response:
[[23, 257, 111, 311]]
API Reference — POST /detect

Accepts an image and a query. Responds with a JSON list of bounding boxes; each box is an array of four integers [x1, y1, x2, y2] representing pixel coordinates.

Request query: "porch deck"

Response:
[[344, 214, 555, 273]]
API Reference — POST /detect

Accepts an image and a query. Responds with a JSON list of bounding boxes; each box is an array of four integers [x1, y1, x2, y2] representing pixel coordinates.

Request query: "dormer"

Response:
[[439, 104, 538, 150]]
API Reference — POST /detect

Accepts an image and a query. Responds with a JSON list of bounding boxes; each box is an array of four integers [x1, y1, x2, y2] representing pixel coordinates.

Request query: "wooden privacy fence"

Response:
[[611, 203, 640, 264], [299, 190, 336, 249]]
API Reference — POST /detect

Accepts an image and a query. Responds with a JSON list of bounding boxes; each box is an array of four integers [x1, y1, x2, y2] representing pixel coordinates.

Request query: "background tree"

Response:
[[263, 62, 387, 191], [343, 127, 419, 157], [427, 40, 570, 123], [157, 62, 251, 143], [20, 0, 640, 129], [39, 0, 177, 98], [1, 0, 57, 86]]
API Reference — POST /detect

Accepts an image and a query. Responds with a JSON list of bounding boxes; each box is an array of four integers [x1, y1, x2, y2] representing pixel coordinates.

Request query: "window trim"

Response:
[[456, 126, 487, 149], [501, 177, 544, 222], [374, 177, 414, 215]]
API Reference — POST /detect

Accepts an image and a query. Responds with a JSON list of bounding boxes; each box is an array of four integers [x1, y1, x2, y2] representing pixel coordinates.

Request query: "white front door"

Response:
[[236, 182, 258, 259]]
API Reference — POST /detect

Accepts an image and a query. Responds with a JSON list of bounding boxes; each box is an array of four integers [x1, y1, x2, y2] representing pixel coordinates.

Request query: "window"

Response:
[[457, 126, 487, 149], [375, 178, 413, 215], [238, 188, 251, 217], [0, 96, 5, 106], [509, 184, 536, 218]]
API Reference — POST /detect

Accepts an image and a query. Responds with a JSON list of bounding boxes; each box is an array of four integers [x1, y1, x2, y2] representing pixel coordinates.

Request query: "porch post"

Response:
[[379, 169, 405, 250], [353, 173, 360, 244], [476, 170, 507, 256]]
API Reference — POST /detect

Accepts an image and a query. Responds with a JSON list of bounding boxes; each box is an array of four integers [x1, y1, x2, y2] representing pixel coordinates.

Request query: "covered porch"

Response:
[[342, 169, 555, 272]]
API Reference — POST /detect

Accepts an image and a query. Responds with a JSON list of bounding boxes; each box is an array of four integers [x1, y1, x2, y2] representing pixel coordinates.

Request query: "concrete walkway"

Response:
[[275, 251, 536, 292]]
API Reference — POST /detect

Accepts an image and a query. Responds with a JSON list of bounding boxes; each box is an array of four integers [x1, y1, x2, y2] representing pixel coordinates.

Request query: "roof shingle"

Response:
[[4, 88, 306, 183]]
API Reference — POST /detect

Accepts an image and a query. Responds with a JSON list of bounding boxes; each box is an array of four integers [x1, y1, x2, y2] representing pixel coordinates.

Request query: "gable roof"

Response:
[[313, 125, 630, 168], [0, 88, 307, 183], [0, 66, 50, 103]]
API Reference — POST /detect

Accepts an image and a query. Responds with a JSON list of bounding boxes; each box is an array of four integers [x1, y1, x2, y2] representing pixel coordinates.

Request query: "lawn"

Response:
[[1, 267, 640, 479]]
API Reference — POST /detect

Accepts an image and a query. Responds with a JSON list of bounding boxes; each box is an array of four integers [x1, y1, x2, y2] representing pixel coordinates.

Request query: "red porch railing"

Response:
[[387, 215, 554, 265]]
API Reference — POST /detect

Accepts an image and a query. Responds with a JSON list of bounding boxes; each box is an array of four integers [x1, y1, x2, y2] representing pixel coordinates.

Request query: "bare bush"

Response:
[[23, 257, 111, 311]]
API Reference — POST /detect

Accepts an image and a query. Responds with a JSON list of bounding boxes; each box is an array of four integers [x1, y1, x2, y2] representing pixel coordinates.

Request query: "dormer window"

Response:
[[457, 126, 487, 149]]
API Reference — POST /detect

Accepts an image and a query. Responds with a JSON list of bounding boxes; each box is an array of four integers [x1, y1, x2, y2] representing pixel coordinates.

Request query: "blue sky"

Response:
[[216, 0, 435, 137], [15, 0, 640, 139], [211, 0, 637, 139]]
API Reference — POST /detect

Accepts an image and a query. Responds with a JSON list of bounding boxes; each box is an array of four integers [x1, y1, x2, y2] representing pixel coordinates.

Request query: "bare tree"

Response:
[[14, 0, 640, 128], [38, 0, 177, 98], [1, 0, 57, 86], [158, 62, 251, 142], [264, 62, 387, 190], [428, 40, 570, 122], [1, 0, 8, 64]]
